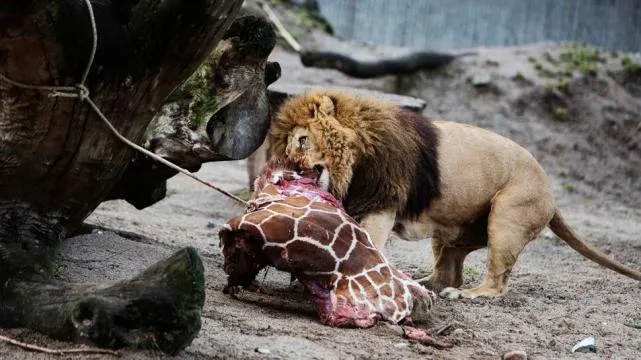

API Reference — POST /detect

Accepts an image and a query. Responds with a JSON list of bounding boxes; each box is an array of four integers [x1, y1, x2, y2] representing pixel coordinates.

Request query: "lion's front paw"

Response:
[[439, 287, 472, 301], [440, 285, 505, 300]]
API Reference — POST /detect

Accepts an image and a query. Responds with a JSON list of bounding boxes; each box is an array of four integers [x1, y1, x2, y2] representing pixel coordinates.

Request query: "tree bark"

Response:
[[0, 0, 252, 354], [2, 248, 205, 355], [107, 14, 279, 209]]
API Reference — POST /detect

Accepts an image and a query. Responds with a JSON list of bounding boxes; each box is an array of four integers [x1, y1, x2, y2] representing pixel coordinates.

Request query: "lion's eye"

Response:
[[298, 136, 308, 148]]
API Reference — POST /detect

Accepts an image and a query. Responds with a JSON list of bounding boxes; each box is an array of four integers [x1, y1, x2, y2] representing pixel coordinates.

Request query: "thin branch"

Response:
[[259, 1, 301, 53], [0, 334, 121, 356]]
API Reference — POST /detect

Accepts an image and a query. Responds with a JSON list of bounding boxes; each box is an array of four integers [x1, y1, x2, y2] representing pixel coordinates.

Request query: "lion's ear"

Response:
[[316, 95, 335, 117]]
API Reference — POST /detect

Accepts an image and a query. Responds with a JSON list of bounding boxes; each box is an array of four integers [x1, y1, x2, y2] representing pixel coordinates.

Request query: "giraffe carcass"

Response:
[[219, 158, 452, 348]]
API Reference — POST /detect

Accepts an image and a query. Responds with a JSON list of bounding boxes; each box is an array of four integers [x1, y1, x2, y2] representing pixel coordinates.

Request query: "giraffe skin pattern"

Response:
[[219, 158, 452, 349]]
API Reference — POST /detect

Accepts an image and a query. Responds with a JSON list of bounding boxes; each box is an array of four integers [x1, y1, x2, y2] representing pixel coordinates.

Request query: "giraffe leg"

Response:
[[439, 185, 554, 300], [359, 208, 397, 251]]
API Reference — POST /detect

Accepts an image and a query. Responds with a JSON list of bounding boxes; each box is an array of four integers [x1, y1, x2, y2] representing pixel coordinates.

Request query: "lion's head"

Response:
[[268, 89, 436, 220], [269, 91, 361, 199]]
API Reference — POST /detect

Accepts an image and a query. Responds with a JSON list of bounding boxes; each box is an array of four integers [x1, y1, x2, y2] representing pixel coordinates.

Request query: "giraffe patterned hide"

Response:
[[219, 158, 438, 329]]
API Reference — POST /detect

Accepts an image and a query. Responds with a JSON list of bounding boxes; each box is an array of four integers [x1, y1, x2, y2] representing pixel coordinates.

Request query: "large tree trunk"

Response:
[[107, 14, 280, 209], [0, 0, 273, 354]]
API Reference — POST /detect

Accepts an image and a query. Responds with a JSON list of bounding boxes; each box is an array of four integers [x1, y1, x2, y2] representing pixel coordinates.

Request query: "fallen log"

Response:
[[300, 50, 461, 79]]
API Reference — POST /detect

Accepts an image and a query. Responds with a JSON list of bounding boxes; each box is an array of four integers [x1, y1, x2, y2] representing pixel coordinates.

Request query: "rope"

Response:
[[0, 0, 248, 207]]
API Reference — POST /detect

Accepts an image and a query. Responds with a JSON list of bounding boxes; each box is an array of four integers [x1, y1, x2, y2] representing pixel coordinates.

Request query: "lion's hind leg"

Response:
[[418, 216, 487, 293], [418, 241, 479, 293], [439, 185, 554, 300]]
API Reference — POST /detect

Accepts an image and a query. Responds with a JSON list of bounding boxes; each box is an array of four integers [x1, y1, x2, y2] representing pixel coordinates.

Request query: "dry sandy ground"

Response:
[[2, 42, 641, 359]]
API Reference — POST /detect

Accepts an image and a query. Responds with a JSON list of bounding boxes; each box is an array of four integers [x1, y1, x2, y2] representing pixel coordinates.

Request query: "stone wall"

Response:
[[317, 0, 641, 52]]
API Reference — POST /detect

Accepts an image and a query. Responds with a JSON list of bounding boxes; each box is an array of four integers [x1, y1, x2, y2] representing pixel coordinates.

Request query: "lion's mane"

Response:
[[269, 89, 441, 220]]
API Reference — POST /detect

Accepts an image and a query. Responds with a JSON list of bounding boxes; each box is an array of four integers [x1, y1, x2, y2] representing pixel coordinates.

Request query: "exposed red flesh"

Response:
[[219, 158, 451, 349], [402, 325, 454, 349]]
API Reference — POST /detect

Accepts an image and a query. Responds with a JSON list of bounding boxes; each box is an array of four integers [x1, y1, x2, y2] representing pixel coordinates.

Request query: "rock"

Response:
[[571, 336, 597, 353], [502, 350, 527, 360], [471, 72, 492, 86], [451, 328, 467, 340], [394, 342, 409, 348], [206, 220, 217, 228], [255, 347, 272, 354]]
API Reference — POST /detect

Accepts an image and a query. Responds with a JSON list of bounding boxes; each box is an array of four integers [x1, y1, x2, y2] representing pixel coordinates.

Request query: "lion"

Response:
[[267, 89, 641, 300]]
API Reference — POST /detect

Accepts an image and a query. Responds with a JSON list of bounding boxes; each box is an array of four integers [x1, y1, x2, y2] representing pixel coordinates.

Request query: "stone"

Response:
[[471, 72, 492, 86], [502, 350, 527, 360], [571, 336, 597, 353], [255, 347, 271, 354]]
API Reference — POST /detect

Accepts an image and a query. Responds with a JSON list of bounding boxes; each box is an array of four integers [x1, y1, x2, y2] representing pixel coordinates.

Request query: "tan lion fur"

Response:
[[268, 89, 641, 300]]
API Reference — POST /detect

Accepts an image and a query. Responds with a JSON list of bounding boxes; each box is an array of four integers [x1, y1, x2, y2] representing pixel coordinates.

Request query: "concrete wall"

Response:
[[316, 0, 641, 52]]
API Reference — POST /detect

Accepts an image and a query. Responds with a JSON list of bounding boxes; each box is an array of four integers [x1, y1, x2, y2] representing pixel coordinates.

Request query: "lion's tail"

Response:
[[548, 209, 641, 281]]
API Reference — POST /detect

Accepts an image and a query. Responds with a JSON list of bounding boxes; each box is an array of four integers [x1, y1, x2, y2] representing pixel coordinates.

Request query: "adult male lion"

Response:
[[268, 89, 641, 300]]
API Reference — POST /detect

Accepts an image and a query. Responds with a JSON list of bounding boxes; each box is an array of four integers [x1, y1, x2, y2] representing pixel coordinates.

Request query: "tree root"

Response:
[[0, 334, 120, 356], [1, 247, 205, 355]]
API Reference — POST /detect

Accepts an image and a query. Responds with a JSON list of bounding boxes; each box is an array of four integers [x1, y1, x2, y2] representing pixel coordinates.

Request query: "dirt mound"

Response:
[[516, 71, 641, 205], [399, 43, 641, 206]]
